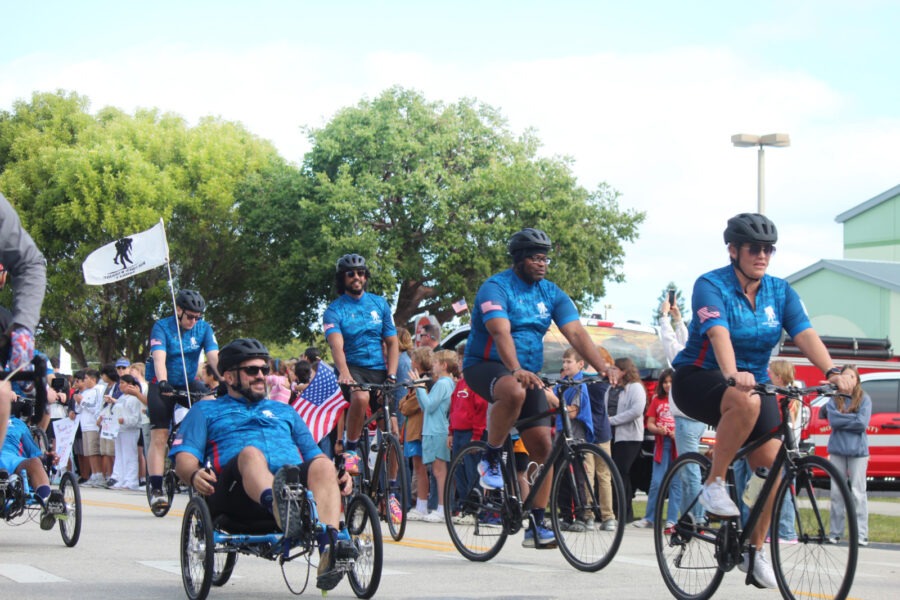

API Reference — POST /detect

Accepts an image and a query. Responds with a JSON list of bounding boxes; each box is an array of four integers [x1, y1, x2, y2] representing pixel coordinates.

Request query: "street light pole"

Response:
[[731, 133, 790, 215]]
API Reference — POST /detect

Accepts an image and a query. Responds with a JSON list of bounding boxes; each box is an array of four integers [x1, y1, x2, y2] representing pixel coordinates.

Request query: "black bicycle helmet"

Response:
[[217, 338, 270, 373], [336, 253, 367, 273], [723, 213, 778, 245], [175, 289, 207, 313], [508, 228, 552, 256]]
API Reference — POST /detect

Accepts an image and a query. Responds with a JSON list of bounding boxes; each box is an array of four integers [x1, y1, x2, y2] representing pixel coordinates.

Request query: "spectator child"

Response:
[[821, 365, 872, 546], [633, 368, 681, 529], [447, 342, 488, 518], [586, 345, 616, 531], [608, 357, 646, 523], [110, 374, 143, 490], [400, 347, 432, 520], [415, 349, 458, 523], [768, 359, 799, 542], [74, 369, 104, 487]]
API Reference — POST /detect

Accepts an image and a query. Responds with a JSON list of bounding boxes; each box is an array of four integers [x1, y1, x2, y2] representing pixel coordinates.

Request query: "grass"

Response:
[[630, 499, 900, 544]]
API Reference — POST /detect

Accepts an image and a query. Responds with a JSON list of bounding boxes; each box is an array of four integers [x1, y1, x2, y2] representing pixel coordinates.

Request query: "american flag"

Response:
[[697, 306, 721, 323], [291, 366, 347, 443], [452, 298, 468, 314]]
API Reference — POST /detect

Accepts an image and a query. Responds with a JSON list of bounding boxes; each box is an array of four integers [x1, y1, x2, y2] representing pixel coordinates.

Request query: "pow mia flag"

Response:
[[82, 220, 169, 285]]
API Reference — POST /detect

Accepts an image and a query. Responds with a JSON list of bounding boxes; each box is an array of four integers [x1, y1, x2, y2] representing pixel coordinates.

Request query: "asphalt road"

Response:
[[0, 486, 897, 600]]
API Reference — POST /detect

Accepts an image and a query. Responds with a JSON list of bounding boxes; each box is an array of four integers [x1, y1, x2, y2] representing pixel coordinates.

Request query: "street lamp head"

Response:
[[731, 133, 790, 148]]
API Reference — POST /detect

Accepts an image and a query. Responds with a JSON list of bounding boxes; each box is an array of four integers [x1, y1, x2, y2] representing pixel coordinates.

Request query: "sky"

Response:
[[3, 1, 899, 325]]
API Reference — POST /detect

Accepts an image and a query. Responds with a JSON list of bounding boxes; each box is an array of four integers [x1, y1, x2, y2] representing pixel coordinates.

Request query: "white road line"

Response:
[[0, 564, 67, 583]]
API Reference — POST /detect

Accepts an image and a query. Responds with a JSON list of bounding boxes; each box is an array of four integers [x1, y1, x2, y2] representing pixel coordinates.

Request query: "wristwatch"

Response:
[[824, 366, 842, 378]]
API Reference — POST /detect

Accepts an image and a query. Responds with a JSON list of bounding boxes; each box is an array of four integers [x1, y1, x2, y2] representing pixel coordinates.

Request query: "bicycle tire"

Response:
[[211, 550, 237, 586], [346, 493, 383, 599], [549, 442, 626, 571], [180, 496, 215, 600], [58, 471, 82, 547], [443, 441, 508, 561], [770, 455, 858, 600], [374, 433, 408, 541], [653, 452, 724, 600]]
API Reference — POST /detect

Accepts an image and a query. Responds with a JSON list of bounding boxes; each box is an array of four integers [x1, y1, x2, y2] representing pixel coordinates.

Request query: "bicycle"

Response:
[[653, 381, 859, 600], [444, 375, 626, 571], [147, 389, 193, 517], [180, 457, 382, 600], [0, 466, 83, 547], [11, 394, 53, 476], [347, 378, 429, 541]]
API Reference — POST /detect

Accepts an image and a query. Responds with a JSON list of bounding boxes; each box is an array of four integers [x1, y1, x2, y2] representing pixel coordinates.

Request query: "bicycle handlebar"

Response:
[[347, 378, 432, 393], [541, 375, 606, 390], [727, 378, 850, 401]]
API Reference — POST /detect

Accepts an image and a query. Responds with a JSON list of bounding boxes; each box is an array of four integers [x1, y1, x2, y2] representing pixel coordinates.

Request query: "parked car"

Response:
[[439, 317, 668, 493], [804, 371, 900, 489]]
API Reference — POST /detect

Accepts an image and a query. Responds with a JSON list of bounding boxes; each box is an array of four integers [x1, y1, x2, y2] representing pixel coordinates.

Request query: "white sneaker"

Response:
[[698, 477, 740, 517], [407, 509, 429, 522], [423, 511, 444, 523], [631, 518, 652, 528], [738, 547, 777, 589]]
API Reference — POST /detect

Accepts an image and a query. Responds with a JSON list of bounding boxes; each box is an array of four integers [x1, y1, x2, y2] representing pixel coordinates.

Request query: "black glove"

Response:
[[158, 380, 175, 396]]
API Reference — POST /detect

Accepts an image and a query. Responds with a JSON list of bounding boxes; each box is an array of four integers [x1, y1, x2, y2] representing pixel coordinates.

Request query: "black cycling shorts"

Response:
[[148, 380, 207, 430], [672, 365, 780, 444], [207, 455, 313, 521], [340, 365, 386, 412], [463, 361, 552, 431]]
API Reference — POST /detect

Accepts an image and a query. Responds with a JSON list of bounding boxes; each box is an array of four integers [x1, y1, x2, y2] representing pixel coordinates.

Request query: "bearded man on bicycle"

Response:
[[146, 289, 220, 510], [672, 213, 853, 589], [323, 254, 399, 475], [462, 228, 611, 548]]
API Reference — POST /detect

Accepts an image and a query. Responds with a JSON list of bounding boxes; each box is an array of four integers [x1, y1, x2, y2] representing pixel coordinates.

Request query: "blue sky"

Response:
[[3, 1, 899, 325]]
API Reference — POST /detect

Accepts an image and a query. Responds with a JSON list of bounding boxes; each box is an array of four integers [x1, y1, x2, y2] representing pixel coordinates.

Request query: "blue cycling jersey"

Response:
[[0, 418, 42, 472], [146, 316, 218, 387], [463, 269, 579, 373], [170, 394, 323, 475], [672, 265, 811, 382], [322, 292, 397, 370]]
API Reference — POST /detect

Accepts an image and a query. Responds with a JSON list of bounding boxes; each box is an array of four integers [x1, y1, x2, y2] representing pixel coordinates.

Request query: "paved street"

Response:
[[0, 486, 897, 600]]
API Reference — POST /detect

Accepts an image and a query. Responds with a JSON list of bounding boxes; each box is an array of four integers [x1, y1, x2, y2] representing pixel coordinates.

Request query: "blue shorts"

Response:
[[422, 434, 450, 464], [404, 439, 422, 459]]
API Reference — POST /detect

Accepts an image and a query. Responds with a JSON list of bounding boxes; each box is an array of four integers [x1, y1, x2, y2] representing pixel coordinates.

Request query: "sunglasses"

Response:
[[745, 243, 776, 256], [182, 311, 203, 321], [236, 365, 270, 376], [345, 269, 367, 278]]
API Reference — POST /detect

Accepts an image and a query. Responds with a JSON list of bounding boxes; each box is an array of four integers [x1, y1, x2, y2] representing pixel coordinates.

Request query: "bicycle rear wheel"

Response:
[[443, 441, 508, 561], [375, 433, 408, 541], [771, 455, 858, 600], [346, 493, 383, 599], [549, 443, 625, 571], [653, 452, 724, 600]]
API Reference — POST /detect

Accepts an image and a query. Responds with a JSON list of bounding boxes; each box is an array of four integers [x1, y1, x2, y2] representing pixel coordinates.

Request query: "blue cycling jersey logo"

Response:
[[537, 302, 549, 319], [763, 306, 780, 328], [370, 310, 382, 324], [261, 409, 276, 419]]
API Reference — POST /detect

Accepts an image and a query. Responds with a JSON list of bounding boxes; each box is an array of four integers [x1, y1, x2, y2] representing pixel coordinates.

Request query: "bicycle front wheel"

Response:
[[444, 441, 508, 561], [771, 455, 858, 600], [375, 433, 408, 541], [346, 493, 383, 599], [549, 443, 626, 571], [653, 452, 724, 600]]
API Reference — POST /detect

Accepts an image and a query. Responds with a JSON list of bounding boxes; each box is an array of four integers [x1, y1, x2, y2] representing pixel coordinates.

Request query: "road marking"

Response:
[[83, 498, 185, 517], [138, 560, 183, 576], [0, 564, 67, 583]]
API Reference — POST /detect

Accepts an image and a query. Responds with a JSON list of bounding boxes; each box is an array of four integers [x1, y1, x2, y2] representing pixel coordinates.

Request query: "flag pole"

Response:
[[160, 219, 193, 409]]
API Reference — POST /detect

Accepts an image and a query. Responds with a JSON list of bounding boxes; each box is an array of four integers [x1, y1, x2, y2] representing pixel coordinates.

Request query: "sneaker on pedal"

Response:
[[522, 523, 556, 548], [342, 451, 360, 476], [388, 493, 403, 526], [273, 465, 303, 539], [317, 538, 358, 590], [477, 458, 503, 490], [738, 546, 777, 589], [150, 489, 169, 510], [698, 477, 740, 517]]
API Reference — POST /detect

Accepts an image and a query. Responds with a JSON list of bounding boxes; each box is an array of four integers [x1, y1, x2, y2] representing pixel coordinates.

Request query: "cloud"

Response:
[[3, 40, 897, 322]]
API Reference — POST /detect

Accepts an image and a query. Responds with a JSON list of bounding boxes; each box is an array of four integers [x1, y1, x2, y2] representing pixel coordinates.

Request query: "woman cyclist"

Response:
[[671, 212, 853, 590]]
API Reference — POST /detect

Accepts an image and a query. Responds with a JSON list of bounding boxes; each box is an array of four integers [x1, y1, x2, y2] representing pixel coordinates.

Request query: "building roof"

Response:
[[835, 183, 900, 223], [786, 259, 900, 293]]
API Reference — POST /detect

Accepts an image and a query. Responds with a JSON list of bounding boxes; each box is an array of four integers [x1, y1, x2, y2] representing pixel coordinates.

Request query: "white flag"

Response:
[[82, 220, 169, 285]]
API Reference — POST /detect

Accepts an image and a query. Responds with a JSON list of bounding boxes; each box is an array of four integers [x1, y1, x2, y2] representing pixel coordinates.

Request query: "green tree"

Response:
[[250, 86, 644, 330], [0, 91, 284, 366]]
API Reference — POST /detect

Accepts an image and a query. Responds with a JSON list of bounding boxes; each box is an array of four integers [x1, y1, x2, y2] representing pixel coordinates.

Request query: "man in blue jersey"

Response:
[[172, 338, 355, 591], [146, 289, 220, 510], [463, 228, 611, 548], [672, 213, 853, 589], [323, 254, 399, 474]]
